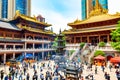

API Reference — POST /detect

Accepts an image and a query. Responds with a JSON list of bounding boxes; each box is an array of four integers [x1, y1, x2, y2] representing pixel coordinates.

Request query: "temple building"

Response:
[[0, 11, 55, 64], [63, 0, 120, 45]]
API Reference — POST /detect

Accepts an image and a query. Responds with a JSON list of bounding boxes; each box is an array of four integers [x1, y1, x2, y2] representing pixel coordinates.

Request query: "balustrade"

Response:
[[0, 48, 55, 52]]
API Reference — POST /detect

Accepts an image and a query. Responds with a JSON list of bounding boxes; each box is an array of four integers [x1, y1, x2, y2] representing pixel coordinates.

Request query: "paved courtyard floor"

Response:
[[0, 60, 118, 80]]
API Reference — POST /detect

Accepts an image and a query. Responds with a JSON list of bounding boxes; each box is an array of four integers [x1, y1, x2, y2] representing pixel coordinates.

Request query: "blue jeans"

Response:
[[19, 75, 22, 80]]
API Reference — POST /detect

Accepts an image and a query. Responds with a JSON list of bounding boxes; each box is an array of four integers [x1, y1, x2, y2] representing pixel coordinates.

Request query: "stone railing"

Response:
[[66, 43, 80, 50], [0, 48, 55, 53], [21, 39, 51, 43], [96, 46, 116, 51]]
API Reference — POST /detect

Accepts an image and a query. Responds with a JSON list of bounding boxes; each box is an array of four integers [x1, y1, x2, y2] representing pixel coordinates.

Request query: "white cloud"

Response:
[[32, 0, 120, 34], [31, 0, 81, 34], [108, 0, 120, 14]]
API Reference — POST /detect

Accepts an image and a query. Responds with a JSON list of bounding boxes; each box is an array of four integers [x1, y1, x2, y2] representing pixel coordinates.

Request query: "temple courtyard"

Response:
[[0, 60, 119, 80]]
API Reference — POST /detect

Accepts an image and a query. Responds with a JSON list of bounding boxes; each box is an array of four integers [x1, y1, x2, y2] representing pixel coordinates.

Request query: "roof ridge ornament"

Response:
[[74, 18, 81, 23], [14, 10, 21, 19], [89, 0, 108, 17]]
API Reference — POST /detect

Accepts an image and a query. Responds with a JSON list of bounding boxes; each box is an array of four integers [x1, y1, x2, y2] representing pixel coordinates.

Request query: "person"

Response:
[[95, 66, 97, 74], [26, 73, 30, 80], [10, 68, 15, 80], [117, 73, 120, 80], [4, 75, 8, 80], [109, 64, 112, 72], [0, 70, 4, 80], [33, 64, 36, 71], [81, 76, 84, 80], [40, 74, 44, 80], [19, 70, 23, 80], [15, 68, 18, 78], [101, 65, 105, 72], [107, 74, 110, 80], [104, 72, 107, 79], [23, 67, 26, 75], [8, 73, 12, 80], [33, 74, 38, 80], [116, 70, 120, 80]]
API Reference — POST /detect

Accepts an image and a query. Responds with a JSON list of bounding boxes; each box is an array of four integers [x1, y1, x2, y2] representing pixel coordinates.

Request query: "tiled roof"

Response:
[[0, 20, 21, 31], [68, 14, 120, 26]]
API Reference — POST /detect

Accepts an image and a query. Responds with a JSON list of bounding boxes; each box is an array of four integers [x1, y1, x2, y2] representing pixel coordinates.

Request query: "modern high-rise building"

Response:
[[0, 0, 31, 19], [81, 0, 108, 20]]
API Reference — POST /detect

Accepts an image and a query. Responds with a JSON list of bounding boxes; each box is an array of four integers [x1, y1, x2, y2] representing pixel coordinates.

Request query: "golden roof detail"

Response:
[[14, 10, 51, 27], [63, 25, 116, 34], [114, 12, 120, 16], [68, 14, 120, 26], [73, 18, 81, 23], [21, 26, 54, 35], [89, 0, 108, 17]]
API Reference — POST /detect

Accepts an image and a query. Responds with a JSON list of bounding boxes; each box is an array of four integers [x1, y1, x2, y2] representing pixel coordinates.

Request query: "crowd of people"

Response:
[[0, 60, 66, 80], [0, 59, 120, 80]]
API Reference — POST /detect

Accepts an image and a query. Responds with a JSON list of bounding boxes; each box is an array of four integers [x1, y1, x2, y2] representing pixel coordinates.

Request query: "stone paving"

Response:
[[0, 60, 119, 80], [82, 65, 117, 80]]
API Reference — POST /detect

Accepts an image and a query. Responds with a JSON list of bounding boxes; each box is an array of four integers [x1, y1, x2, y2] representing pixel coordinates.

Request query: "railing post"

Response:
[[4, 53, 6, 64]]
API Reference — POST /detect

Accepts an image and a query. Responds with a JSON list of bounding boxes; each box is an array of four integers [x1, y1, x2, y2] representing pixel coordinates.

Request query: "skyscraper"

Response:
[[81, 0, 108, 20], [0, 0, 31, 19]]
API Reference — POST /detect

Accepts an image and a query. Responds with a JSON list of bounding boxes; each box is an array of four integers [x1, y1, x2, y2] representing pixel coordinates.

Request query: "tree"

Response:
[[80, 42, 85, 49], [52, 37, 58, 49], [52, 34, 66, 53], [111, 21, 120, 51], [98, 42, 106, 47], [94, 50, 105, 57]]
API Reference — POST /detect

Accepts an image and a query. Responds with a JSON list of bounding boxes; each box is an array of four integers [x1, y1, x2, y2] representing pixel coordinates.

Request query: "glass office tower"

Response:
[[15, 0, 27, 15], [0, 0, 31, 19], [81, 0, 87, 20], [1, 0, 8, 18]]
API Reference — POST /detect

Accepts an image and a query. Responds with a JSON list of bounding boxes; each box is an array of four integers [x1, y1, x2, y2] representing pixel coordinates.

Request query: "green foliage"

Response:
[[94, 50, 105, 57], [52, 34, 66, 51], [52, 37, 58, 48], [69, 50, 75, 56], [80, 42, 85, 48], [98, 42, 106, 47], [111, 42, 120, 52], [110, 21, 120, 51]]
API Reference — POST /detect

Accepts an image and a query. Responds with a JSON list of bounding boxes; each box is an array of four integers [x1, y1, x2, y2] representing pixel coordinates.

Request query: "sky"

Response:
[[31, 0, 120, 33]]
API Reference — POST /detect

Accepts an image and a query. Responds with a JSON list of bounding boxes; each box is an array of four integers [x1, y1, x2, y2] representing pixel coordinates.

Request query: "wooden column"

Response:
[[13, 53, 15, 59], [4, 53, 6, 64], [33, 43, 35, 49], [107, 35, 110, 42], [33, 52, 35, 59], [13, 45, 15, 50], [42, 43, 44, 59], [24, 42, 27, 56], [74, 36, 76, 43], [99, 35, 101, 42], [42, 52, 44, 59], [81, 37, 83, 42], [3, 32, 5, 39], [87, 36, 89, 43], [4, 44, 6, 50]]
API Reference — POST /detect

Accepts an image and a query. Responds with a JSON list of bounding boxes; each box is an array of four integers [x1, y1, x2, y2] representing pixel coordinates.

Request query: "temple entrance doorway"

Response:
[[90, 36, 99, 45], [101, 36, 107, 43], [0, 54, 3, 64]]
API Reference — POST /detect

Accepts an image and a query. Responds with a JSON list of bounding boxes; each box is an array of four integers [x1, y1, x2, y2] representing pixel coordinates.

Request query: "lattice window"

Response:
[[6, 33, 12, 37], [0, 32, 3, 37], [14, 34, 21, 38]]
